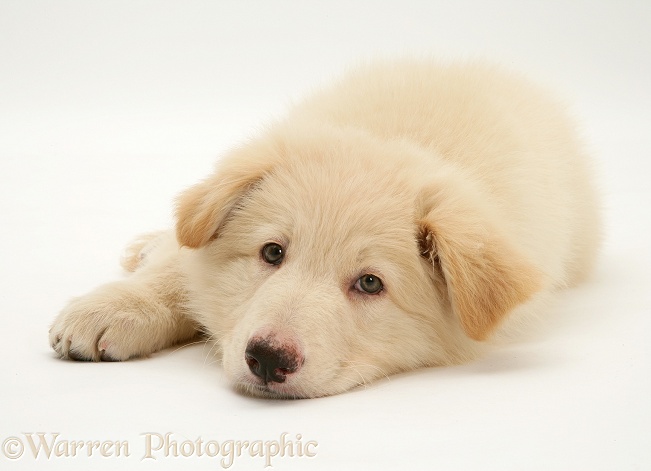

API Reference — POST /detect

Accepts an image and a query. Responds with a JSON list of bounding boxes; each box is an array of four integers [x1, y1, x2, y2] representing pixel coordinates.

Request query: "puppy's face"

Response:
[[176, 129, 541, 398]]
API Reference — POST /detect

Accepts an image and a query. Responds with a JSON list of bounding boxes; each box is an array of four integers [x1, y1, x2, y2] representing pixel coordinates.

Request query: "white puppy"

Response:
[[50, 61, 600, 398]]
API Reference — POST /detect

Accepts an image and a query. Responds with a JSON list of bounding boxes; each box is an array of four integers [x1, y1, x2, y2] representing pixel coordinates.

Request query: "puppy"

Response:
[[50, 61, 600, 398]]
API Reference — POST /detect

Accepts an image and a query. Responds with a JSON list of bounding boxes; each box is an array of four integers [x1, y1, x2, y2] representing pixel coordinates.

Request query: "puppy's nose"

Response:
[[245, 339, 302, 384]]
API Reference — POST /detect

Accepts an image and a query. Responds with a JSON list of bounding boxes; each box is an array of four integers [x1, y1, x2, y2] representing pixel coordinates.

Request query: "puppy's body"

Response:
[[50, 61, 599, 398]]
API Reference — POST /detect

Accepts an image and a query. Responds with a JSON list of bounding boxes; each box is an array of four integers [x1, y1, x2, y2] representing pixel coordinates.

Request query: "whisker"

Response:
[[343, 361, 391, 381], [170, 339, 207, 354], [199, 332, 224, 368]]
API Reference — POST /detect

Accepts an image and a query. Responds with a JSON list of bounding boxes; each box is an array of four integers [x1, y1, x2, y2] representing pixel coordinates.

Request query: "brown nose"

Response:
[[245, 339, 303, 384]]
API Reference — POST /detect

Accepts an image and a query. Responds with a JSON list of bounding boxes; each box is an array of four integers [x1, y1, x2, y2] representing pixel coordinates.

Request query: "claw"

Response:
[[100, 350, 119, 362], [50, 334, 62, 349], [68, 349, 92, 362]]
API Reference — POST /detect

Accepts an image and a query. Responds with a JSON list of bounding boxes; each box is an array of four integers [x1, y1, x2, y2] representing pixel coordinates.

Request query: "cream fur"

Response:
[[50, 60, 600, 398]]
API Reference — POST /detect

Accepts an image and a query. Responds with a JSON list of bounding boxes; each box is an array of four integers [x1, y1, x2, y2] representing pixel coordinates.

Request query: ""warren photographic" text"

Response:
[[1, 432, 318, 468]]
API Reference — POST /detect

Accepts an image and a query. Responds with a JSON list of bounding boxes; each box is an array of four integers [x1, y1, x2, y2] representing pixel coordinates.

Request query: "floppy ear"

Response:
[[418, 188, 543, 341], [175, 146, 278, 248]]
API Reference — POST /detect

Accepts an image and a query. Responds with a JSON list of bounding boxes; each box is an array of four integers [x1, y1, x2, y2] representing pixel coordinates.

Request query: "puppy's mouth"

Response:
[[235, 381, 307, 400]]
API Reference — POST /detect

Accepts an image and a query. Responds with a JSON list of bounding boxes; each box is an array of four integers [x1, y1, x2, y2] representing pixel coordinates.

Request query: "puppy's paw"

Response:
[[50, 283, 177, 362]]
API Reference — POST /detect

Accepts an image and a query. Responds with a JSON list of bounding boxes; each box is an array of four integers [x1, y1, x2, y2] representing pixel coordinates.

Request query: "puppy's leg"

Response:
[[50, 232, 198, 361]]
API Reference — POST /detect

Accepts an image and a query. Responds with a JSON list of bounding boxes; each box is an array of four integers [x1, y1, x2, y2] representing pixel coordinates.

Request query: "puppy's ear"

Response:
[[175, 146, 277, 248], [418, 188, 542, 341]]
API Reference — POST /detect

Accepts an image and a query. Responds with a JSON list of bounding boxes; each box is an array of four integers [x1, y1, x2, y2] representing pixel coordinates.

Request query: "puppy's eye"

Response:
[[354, 274, 384, 295], [261, 243, 285, 266]]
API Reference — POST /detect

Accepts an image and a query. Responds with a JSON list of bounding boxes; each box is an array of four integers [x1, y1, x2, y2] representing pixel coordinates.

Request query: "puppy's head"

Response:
[[176, 127, 541, 398]]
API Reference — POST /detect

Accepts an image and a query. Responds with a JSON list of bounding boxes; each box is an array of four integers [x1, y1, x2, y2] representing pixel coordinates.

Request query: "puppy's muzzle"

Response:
[[245, 337, 303, 384]]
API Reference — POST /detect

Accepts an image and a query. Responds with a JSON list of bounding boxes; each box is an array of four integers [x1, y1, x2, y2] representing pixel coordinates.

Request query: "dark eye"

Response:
[[354, 274, 384, 295], [261, 243, 284, 266]]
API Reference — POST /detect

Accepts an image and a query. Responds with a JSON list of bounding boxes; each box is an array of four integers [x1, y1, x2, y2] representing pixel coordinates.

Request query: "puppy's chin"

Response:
[[233, 371, 355, 399], [234, 381, 311, 400]]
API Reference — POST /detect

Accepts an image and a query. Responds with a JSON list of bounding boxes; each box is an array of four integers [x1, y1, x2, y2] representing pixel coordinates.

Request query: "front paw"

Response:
[[50, 283, 171, 362]]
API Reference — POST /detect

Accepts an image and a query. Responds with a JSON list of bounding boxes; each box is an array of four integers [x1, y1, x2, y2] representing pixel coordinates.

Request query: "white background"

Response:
[[1, 1, 650, 470]]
